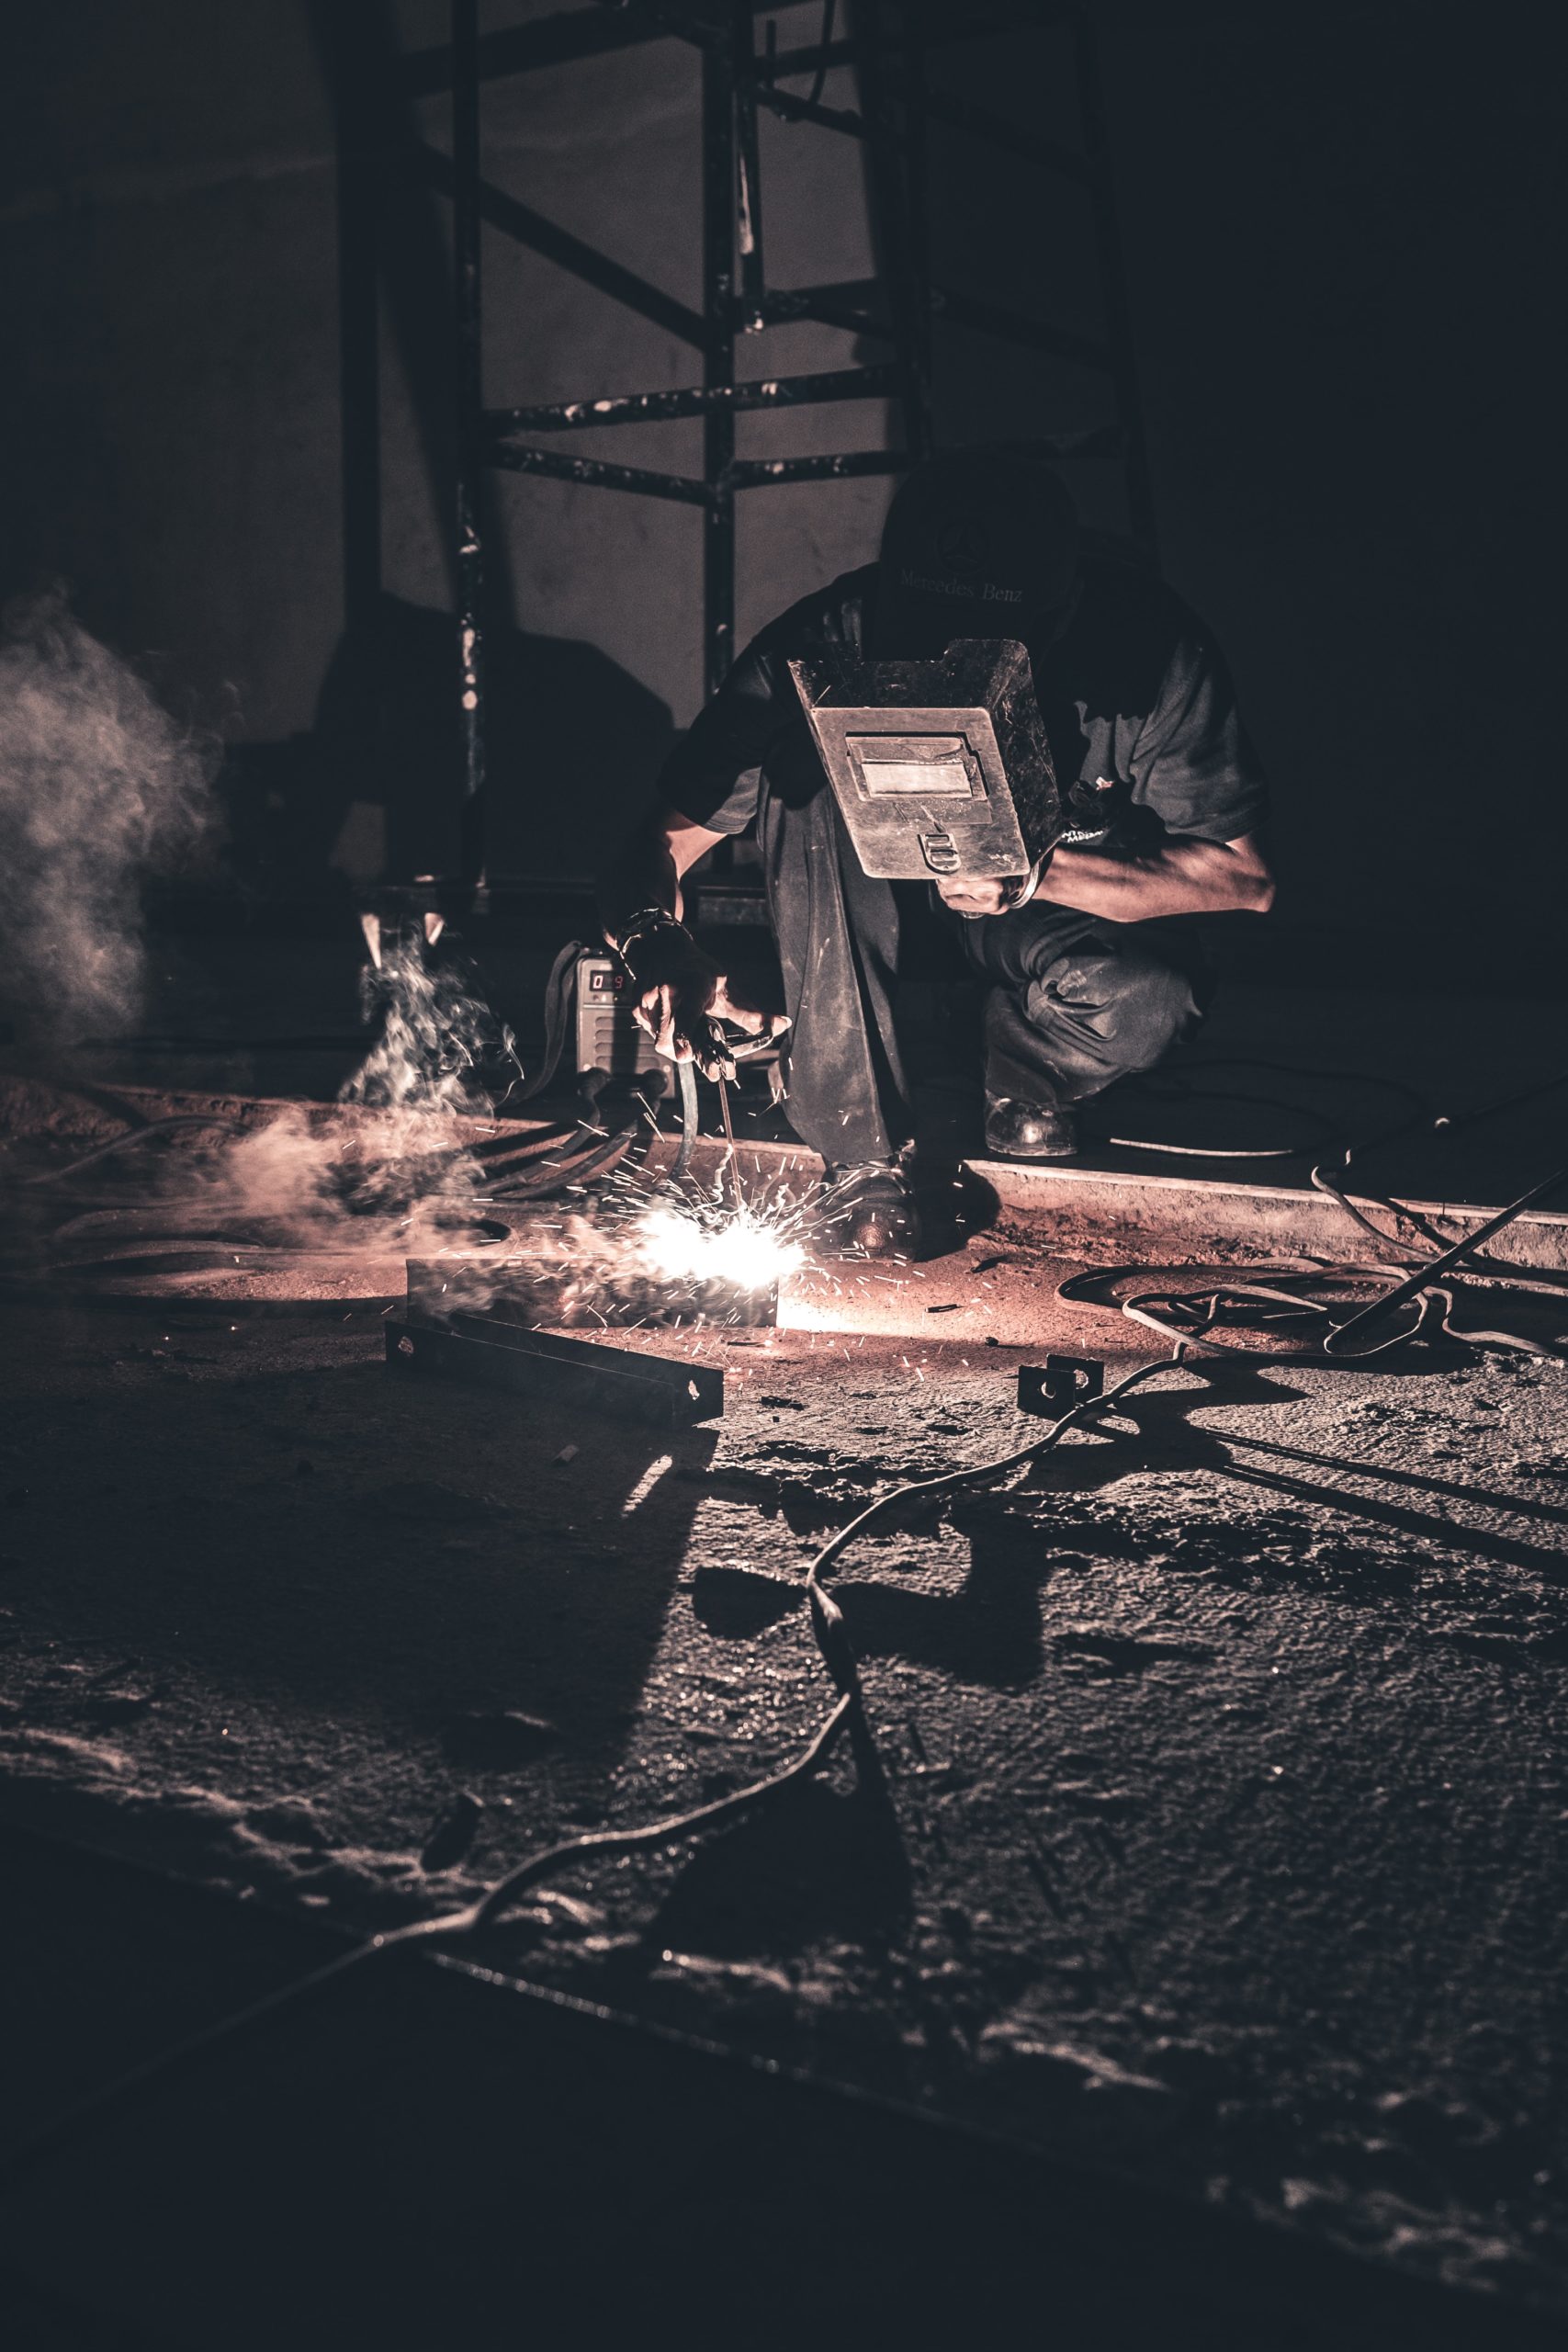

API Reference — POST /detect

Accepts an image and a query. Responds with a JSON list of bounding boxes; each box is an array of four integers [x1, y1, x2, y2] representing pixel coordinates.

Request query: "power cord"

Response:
[[0, 1351, 1187, 2179]]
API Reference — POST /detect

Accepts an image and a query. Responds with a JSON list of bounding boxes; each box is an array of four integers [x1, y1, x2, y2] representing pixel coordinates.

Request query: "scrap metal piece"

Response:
[[405, 1253, 777, 1333], [387, 1312, 724, 1427], [1017, 1353, 1105, 1417]]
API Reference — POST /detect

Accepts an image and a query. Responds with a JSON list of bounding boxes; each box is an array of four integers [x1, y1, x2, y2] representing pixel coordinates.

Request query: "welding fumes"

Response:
[[0, 587, 212, 1040]]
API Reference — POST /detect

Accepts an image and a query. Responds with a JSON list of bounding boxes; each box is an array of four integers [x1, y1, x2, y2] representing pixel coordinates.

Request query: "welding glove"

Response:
[[621, 920, 788, 1080]]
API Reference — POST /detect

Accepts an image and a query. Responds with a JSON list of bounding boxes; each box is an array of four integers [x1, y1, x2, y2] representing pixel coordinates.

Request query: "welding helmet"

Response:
[[874, 449, 1080, 660]]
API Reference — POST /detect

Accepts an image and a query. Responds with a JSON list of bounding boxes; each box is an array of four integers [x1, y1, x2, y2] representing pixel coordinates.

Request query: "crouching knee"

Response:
[[1101, 953, 1203, 1069], [1024, 946, 1202, 1080]]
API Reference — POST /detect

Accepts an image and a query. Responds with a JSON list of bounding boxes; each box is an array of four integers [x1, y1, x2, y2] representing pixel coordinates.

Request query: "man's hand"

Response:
[[937, 831, 1275, 924], [934, 867, 1040, 921], [621, 922, 788, 1079]]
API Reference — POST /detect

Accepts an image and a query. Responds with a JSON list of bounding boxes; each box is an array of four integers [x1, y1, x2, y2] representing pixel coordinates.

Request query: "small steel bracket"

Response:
[[1017, 1354, 1105, 1417]]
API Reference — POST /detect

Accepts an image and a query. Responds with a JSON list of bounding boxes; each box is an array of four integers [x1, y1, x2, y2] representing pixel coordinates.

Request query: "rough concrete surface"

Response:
[[2, 1192, 1566, 2320]]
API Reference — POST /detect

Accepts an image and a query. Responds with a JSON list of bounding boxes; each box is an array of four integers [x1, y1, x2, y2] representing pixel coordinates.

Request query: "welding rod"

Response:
[[1324, 1160, 1568, 1354], [716, 1069, 737, 1204]]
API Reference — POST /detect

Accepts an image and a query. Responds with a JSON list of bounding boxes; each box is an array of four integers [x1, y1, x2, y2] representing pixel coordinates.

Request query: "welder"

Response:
[[600, 448, 1273, 1255]]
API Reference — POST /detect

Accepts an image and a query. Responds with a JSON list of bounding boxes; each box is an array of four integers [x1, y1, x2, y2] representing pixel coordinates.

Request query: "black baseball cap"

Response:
[[874, 448, 1080, 658]]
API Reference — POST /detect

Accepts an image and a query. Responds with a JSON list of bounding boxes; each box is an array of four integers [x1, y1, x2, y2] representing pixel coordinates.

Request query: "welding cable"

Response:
[[1093, 1129, 1321, 1161], [1092, 1086, 1338, 1161], [465, 1111, 650, 1200], [0, 1347, 1215, 2203], [481, 1123, 642, 1202], [1058, 1154, 1568, 1363], [475, 1021, 694, 1202], [0, 1688, 860, 2190], [254, 1366, 1195, 1951], [1306, 1162, 1566, 1293], [0, 1351, 1198, 2191], [1433, 1063, 1568, 1136], [491, 1106, 662, 1207], [506, 940, 588, 1106], [1304, 1103, 1568, 1302], [1063, 1261, 1552, 1366], [15, 1113, 247, 1186], [441, 1691, 856, 1939], [1312, 1164, 1568, 1293], [0, 1639, 859, 2180], [1322, 1164, 1568, 1357], [1304, 1048, 1568, 1274], [1306, 1162, 1439, 1261], [1085, 1057, 1427, 1163], [1068, 1042, 1568, 1363], [1113, 1275, 1428, 1364], [803, 1351, 1188, 1596], [468, 1121, 584, 1168]]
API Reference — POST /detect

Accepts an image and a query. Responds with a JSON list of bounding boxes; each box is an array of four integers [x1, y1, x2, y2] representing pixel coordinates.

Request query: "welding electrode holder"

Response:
[[612, 911, 744, 1082]]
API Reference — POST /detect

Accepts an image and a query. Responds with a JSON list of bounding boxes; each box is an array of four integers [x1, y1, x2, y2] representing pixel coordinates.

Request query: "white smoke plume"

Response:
[[344, 937, 520, 1121], [333, 937, 522, 1214], [0, 587, 213, 1039]]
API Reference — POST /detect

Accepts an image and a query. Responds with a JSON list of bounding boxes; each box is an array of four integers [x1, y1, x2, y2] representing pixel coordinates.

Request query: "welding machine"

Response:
[[510, 940, 673, 1107], [570, 949, 668, 1086], [788, 636, 1062, 881]]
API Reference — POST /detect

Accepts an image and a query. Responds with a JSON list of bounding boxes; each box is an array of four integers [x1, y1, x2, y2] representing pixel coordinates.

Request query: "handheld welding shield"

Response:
[[788, 638, 1061, 882], [788, 449, 1077, 883]]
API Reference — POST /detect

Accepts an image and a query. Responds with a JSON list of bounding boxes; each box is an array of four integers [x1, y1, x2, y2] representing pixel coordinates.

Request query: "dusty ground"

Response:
[[2, 1193, 1566, 2318]]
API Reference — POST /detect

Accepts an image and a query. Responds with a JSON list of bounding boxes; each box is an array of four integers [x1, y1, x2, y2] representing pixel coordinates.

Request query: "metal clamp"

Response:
[[1017, 1353, 1105, 1417]]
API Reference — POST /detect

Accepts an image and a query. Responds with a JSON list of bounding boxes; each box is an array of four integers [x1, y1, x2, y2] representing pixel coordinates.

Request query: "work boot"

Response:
[[984, 1091, 1079, 1161], [815, 1159, 920, 1258]]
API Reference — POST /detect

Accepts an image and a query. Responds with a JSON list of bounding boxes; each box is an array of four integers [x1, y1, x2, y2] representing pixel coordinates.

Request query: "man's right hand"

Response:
[[619, 922, 787, 1080]]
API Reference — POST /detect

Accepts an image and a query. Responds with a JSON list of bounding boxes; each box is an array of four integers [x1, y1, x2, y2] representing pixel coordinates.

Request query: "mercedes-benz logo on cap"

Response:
[[935, 512, 987, 576]]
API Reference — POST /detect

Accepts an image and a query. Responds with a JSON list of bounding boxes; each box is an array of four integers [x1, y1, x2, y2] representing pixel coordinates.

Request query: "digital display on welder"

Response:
[[589, 969, 626, 991], [848, 734, 982, 798]]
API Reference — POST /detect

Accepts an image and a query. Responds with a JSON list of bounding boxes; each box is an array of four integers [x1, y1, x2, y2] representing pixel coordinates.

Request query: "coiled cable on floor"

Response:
[[1062, 1159, 1568, 1364]]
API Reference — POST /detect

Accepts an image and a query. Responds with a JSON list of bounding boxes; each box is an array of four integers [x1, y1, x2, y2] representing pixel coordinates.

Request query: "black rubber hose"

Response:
[[17, 1114, 246, 1186]]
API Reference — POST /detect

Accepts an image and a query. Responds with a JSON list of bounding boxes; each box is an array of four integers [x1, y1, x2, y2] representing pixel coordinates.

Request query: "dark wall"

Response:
[[3, 2, 1562, 961], [1105, 0, 1565, 962]]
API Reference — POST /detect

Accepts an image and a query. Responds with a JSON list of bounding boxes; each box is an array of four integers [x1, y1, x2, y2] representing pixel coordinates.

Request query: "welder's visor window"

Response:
[[848, 735, 982, 797]]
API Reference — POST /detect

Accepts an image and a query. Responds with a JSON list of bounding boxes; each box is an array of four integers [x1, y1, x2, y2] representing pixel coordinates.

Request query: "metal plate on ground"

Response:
[[386, 1313, 724, 1427]]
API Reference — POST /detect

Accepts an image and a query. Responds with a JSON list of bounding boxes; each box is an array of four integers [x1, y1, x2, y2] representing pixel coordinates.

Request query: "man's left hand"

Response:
[[934, 867, 1038, 920]]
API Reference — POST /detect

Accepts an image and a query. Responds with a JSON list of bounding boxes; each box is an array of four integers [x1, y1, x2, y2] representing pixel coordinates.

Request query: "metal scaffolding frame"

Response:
[[332, 0, 1155, 889]]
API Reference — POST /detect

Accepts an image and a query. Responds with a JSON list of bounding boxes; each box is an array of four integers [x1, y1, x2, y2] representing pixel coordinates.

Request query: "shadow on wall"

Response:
[[222, 594, 675, 896]]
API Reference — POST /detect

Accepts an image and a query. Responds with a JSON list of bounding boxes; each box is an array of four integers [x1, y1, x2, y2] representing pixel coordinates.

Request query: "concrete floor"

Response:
[[3, 934, 1568, 2339], [1, 1199, 1566, 2329]]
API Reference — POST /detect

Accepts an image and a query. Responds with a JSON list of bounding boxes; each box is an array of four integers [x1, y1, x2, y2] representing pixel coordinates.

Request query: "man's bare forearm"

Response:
[[1036, 832, 1274, 922], [598, 827, 680, 944], [598, 807, 728, 942]]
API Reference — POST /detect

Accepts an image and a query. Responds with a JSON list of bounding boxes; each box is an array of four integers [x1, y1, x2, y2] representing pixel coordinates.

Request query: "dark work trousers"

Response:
[[759, 777, 1206, 1164]]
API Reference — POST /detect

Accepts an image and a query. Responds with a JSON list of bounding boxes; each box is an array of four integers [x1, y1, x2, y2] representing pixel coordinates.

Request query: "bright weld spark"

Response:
[[631, 1199, 806, 1293]]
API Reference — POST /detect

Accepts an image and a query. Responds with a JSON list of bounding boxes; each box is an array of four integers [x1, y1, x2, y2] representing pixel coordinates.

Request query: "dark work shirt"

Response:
[[659, 556, 1268, 854]]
